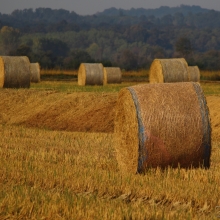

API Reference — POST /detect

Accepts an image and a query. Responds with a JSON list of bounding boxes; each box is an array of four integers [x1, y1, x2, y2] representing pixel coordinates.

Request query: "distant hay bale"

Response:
[[103, 67, 122, 85], [78, 63, 104, 86], [188, 66, 200, 82], [114, 82, 211, 174], [30, 63, 40, 83], [0, 56, 31, 88], [149, 58, 189, 83]]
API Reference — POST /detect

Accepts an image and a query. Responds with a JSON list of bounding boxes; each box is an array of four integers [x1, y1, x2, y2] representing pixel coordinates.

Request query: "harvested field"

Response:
[[0, 89, 219, 142], [0, 83, 220, 219], [0, 124, 219, 219], [0, 89, 117, 133]]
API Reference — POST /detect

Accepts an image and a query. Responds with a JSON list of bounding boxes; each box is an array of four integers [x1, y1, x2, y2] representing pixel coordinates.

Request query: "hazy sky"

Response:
[[0, 0, 220, 15]]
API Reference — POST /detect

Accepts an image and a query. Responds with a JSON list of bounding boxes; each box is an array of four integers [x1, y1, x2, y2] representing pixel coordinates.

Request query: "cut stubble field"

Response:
[[0, 79, 220, 219]]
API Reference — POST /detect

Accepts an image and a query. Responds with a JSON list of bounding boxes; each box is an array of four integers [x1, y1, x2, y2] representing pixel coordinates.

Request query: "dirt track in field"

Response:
[[0, 89, 219, 140]]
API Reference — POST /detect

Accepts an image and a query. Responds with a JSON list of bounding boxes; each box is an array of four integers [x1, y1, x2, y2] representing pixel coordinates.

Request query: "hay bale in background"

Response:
[[78, 63, 104, 86], [149, 58, 189, 83], [30, 63, 40, 83], [114, 82, 211, 174], [0, 56, 30, 88], [188, 66, 200, 82], [103, 67, 122, 85]]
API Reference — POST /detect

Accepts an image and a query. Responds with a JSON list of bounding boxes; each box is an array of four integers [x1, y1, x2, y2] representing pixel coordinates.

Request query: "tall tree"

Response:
[[35, 38, 69, 57], [175, 37, 193, 57], [63, 50, 94, 69], [119, 49, 138, 70], [0, 26, 20, 55]]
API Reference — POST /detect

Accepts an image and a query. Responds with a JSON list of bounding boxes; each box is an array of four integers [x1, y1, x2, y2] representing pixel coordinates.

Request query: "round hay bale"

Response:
[[78, 63, 104, 86], [103, 67, 122, 85], [149, 58, 189, 83], [114, 82, 211, 174], [30, 63, 41, 83], [188, 66, 200, 82], [0, 56, 30, 88]]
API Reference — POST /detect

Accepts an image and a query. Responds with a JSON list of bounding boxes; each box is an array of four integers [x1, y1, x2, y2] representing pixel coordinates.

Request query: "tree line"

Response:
[[0, 5, 220, 70]]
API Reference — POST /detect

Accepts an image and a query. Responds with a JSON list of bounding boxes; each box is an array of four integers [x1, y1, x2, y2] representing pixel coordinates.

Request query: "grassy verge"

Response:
[[200, 70, 220, 81], [41, 69, 78, 76], [40, 69, 78, 81], [30, 81, 148, 93], [1, 69, 220, 219], [31, 81, 220, 96], [41, 69, 220, 82], [200, 82, 220, 96], [40, 69, 150, 82]]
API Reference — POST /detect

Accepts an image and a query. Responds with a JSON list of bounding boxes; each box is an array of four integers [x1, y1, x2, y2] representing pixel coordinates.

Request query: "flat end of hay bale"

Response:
[[114, 88, 139, 174], [149, 59, 164, 83], [0, 57, 5, 88], [78, 63, 86, 86]]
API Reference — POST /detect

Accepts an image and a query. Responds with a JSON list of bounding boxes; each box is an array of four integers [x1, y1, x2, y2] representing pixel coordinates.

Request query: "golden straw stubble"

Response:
[[0, 57, 4, 87], [114, 88, 139, 174]]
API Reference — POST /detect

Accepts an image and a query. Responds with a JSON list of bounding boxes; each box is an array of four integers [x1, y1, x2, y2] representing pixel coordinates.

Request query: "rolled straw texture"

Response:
[[188, 66, 200, 82], [114, 82, 211, 174], [149, 58, 189, 83], [0, 56, 30, 88], [78, 63, 104, 86], [103, 67, 122, 85], [30, 63, 41, 83]]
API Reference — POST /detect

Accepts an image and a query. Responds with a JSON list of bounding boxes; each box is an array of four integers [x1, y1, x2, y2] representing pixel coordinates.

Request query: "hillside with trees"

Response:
[[0, 5, 220, 70]]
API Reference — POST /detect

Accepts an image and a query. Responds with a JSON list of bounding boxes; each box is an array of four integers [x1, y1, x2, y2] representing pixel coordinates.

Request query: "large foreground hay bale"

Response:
[[103, 67, 122, 85], [78, 63, 104, 86], [188, 66, 200, 82], [30, 63, 40, 83], [114, 82, 211, 174], [149, 58, 189, 83], [0, 56, 30, 88]]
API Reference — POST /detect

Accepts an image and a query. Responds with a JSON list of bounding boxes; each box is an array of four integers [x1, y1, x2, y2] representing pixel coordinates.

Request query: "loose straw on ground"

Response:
[[149, 58, 189, 83], [114, 82, 211, 174], [78, 63, 104, 86], [188, 66, 200, 82], [103, 67, 122, 85], [0, 56, 31, 88], [30, 63, 41, 83]]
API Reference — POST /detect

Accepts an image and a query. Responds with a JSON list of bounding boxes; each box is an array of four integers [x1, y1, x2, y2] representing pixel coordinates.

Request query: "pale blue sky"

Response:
[[0, 0, 219, 15]]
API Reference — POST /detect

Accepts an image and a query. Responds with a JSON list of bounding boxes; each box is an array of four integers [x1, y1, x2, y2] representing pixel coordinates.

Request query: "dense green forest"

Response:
[[0, 5, 220, 70]]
